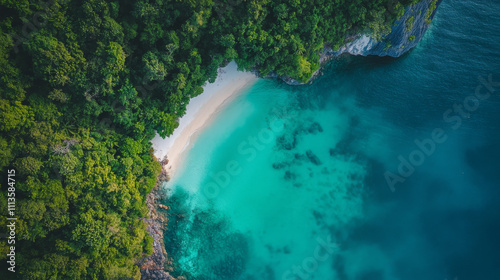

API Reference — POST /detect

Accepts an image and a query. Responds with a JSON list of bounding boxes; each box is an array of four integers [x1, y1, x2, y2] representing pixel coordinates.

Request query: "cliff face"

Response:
[[277, 0, 441, 85], [330, 0, 441, 57]]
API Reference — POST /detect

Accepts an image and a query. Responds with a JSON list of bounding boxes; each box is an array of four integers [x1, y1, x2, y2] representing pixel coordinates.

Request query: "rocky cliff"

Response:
[[331, 0, 441, 57], [278, 0, 441, 85]]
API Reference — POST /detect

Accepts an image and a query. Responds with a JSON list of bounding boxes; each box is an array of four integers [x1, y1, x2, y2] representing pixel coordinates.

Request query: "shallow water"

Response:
[[162, 1, 500, 279]]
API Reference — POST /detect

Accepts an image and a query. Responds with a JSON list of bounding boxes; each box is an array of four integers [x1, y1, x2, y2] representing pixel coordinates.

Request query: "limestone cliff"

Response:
[[277, 0, 441, 85], [331, 0, 441, 57]]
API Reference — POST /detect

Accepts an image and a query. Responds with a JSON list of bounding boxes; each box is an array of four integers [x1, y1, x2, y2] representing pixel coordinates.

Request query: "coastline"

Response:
[[142, 62, 257, 279], [142, 1, 441, 275], [151, 61, 258, 180], [140, 170, 175, 280], [267, 0, 442, 85]]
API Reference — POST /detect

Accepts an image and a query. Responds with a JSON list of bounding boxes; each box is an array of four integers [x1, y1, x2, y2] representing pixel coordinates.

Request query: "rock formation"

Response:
[[279, 0, 442, 85]]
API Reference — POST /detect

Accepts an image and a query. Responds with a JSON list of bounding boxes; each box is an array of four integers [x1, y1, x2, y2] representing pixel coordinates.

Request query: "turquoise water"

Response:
[[162, 1, 500, 279]]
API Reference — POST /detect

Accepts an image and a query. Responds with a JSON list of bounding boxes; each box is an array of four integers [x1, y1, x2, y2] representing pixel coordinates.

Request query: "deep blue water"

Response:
[[162, 1, 500, 279]]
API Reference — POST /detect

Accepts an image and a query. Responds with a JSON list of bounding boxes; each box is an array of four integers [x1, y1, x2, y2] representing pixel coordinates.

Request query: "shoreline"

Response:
[[140, 170, 174, 280], [151, 61, 258, 180], [143, 61, 258, 280]]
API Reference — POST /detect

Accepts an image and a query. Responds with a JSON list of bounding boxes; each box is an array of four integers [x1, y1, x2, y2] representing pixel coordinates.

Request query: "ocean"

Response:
[[161, 1, 500, 279]]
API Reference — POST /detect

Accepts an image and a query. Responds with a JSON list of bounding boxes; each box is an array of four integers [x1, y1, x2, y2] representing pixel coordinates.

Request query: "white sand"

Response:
[[151, 61, 258, 177]]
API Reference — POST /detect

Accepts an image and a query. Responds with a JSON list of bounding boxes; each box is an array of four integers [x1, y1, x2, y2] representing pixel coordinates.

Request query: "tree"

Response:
[[142, 51, 168, 81], [27, 34, 85, 87], [0, 99, 34, 132], [15, 156, 42, 176]]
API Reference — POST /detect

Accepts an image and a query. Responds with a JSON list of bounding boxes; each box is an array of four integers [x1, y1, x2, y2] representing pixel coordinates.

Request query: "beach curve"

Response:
[[151, 61, 258, 179]]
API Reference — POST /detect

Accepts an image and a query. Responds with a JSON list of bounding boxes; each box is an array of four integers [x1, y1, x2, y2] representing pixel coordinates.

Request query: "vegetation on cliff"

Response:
[[0, 0, 417, 279]]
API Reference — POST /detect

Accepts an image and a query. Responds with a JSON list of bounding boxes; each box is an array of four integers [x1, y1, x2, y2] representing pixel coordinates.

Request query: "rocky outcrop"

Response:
[[274, 0, 441, 85], [140, 164, 176, 280], [330, 0, 441, 57]]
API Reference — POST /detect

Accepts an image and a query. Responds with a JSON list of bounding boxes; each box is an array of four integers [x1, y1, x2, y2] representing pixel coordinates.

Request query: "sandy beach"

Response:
[[151, 61, 258, 178]]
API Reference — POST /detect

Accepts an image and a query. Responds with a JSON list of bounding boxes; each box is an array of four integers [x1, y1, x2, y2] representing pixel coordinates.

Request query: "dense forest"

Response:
[[0, 0, 418, 279]]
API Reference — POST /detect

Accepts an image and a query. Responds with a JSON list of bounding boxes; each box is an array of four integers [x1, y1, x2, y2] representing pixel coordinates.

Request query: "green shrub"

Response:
[[406, 16, 415, 32]]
